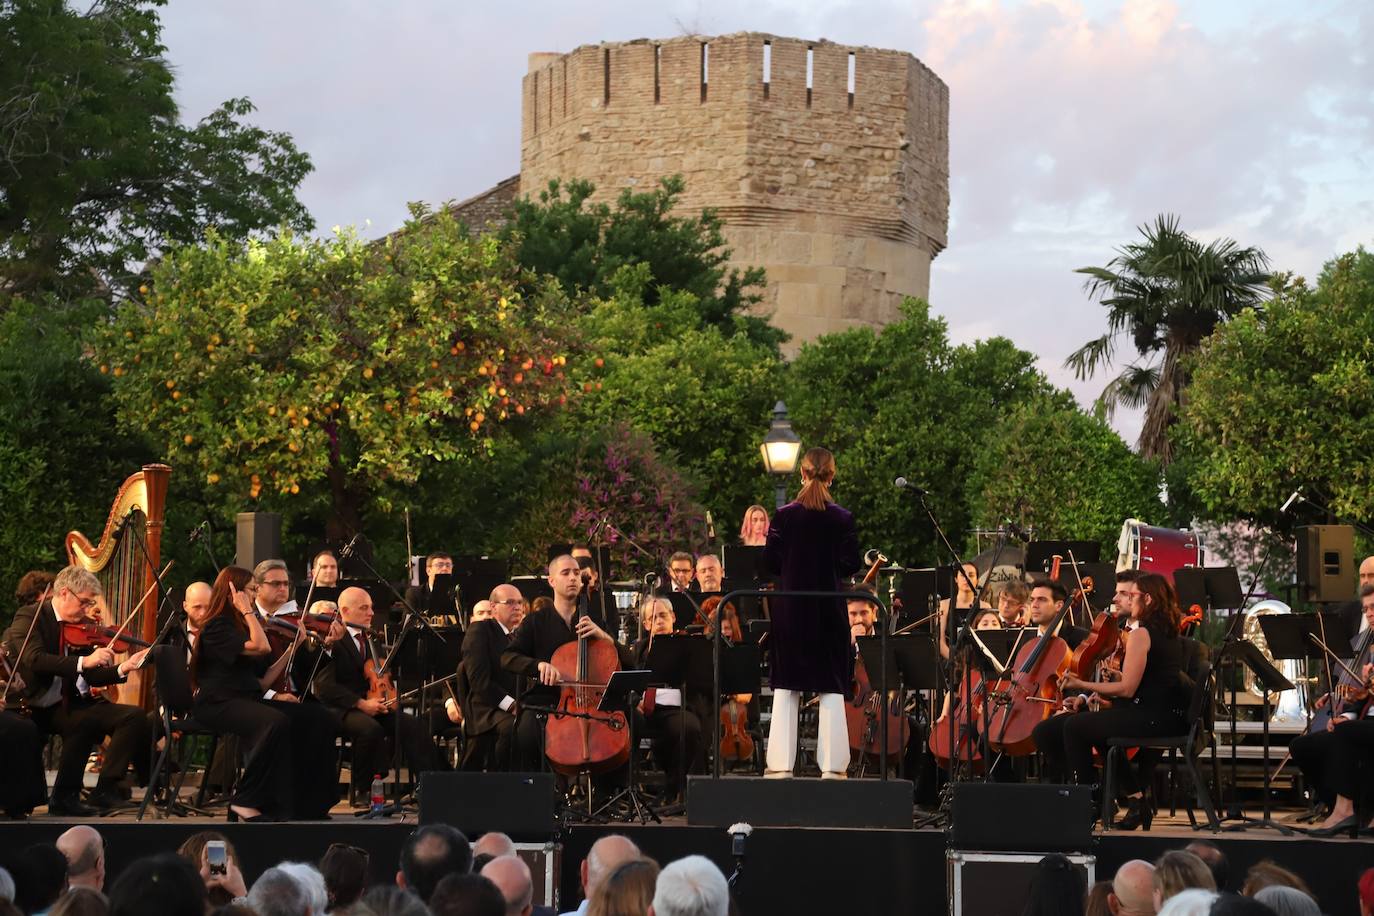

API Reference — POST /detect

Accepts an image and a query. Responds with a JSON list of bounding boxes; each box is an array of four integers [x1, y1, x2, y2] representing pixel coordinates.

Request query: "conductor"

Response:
[[762, 447, 861, 778]]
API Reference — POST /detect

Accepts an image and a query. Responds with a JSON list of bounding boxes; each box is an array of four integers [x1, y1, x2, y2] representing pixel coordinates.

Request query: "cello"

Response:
[[544, 603, 630, 776], [846, 552, 906, 764], [982, 583, 1076, 755]]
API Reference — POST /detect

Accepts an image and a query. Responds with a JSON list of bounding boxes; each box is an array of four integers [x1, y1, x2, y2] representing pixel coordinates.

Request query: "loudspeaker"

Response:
[[235, 512, 282, 571], [949, 783, 1093, 851], [686, 776, 914, 829], [1297, 525, 1354, 603], [418, 772, 556, 839]]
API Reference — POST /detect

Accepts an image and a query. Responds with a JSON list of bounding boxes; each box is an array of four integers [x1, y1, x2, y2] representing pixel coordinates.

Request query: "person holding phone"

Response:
[[191, 567, 341, 822]]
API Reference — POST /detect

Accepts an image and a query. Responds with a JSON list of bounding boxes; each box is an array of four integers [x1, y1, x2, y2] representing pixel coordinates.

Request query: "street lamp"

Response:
[[760, 400, 802, 510]]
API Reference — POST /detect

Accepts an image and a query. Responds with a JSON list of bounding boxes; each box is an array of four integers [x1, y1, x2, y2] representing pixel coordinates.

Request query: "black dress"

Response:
[[763, 500, 861, 694], [0, 708, 47, 816], [194, 615, 340, 818]]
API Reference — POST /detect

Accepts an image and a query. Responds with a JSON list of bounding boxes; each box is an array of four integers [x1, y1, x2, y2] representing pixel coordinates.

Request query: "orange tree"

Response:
[[98, 209, 578, 539]]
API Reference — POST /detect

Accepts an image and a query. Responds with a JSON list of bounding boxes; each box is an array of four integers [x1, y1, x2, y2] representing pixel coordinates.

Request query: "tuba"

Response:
[[1241, 599, 1306, 724], [66, 464, 172, 709]]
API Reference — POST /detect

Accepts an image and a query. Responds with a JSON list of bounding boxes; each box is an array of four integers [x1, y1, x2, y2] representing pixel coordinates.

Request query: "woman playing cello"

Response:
[[1030, 572, 1186, 828]]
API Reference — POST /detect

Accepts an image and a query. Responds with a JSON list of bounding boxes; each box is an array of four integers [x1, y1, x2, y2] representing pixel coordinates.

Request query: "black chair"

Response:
[[138, 644, 224, 820], [1101, 657, 1220, 832]]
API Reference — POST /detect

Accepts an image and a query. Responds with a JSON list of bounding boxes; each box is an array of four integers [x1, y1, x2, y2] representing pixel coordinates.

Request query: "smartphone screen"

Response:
[[207, 840, 227, 876]]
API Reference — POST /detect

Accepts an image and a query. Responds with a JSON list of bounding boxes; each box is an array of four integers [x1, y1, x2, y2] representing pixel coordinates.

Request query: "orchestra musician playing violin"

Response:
[[314, 586, 437, 800], [1300, 583, 1374, 836], [501, 554, 625, 772], [192, 566, 341, 821], [762, 447, 861, 779], [1030, 572, 1186, 827], [4, 565, 152, 816]]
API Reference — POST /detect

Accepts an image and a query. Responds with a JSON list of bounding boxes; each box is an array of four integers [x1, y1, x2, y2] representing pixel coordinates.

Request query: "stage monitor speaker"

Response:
[[686, 776, 914, 829], [949, 783, 1093, 852], [418, 772, 556, 839], [235, 512, 281, 571], [1296, 525, 1354, 604]]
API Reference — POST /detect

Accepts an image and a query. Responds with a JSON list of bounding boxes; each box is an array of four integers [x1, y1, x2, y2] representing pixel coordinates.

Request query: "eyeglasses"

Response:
[[262, 579, 291, 588], [493, 598, 525, 607], [69, 591, 101, 611]]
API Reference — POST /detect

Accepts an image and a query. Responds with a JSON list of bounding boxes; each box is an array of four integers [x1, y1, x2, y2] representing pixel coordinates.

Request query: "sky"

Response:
[[157, 0, 1374, 444]]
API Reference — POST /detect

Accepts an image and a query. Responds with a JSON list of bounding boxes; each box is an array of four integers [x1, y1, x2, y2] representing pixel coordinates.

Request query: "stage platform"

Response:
[[2, 802, 1368, 916]]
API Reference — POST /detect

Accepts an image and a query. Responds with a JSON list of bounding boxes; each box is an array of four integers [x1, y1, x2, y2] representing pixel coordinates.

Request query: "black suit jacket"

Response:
[[3, 601, 124, 704], [313, 629, 374, 715], [461, 619, 516, 733]]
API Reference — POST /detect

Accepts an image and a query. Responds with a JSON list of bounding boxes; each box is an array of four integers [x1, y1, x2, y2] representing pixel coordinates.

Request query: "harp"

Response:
[[65, 464, 172, 708]]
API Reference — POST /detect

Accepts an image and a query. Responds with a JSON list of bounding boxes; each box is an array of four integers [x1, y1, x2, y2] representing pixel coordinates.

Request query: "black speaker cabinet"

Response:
[[1297, 525, 1354, 604], [418, 772, 556, 840], [235, 512, 282, 572], [949, 783, 1093, 852], [686, 776, 914, 829]]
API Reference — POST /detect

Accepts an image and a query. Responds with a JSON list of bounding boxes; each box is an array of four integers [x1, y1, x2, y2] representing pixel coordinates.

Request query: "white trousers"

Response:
[[765, 688, 850, 774]]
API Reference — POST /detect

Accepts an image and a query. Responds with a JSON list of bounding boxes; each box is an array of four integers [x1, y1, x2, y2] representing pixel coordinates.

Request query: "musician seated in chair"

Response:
[[314, 586, 437, 800], [3, 566, 152, 816], [633, 597, 705, 802], [501, 554, 625, 773], [996, 581, 1030, 628], [1027, 580, 1089, 650], [459, 584, 526, 769], [848, 584, 878, 641]]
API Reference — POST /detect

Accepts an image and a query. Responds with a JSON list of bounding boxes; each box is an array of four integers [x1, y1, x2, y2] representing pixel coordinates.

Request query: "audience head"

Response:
[[320, 843, 369, 912], [1240, 861, 1311, 899], [1023, 853, 1085, 916], [591, 858, 660, 916], [248, 866, 313, 916], [49, 887, 108, 916], [1184, 841, 1228, 893], [13, 843, 68, 915], [428, 873, 505, 916], [649, 855, 728, 916], [398, 824, 472, 903], [363, 885, 431, 916], [1209, 893, 1281, 915], [480, 856, 532, 916], [1085, 880, 1113, 916], [279, 863, 328, 916], [107, 853, 205, 916], [1359, 868, 1374, 916], [57, 825, 105, 892], [1154, 851, 1216, 911], [1252, 886, 1318, 916], [473, 833, 516, 861], [0, 867, 13, 904], [1156, 889, 1218, 916], [582, 835, 641, 901], [1110, 859, 1156, 916], [175, 832, 239, 908]]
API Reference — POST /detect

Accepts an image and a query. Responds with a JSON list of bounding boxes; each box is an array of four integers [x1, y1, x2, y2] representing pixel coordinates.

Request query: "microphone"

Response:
[[1003, 519, 1032, 542], [187, 521, 209, 545], [893, 477, 927, 495], [339, 533, 360, 558], [1280, 490, 1302, 514], [706, 510, 716, 542]]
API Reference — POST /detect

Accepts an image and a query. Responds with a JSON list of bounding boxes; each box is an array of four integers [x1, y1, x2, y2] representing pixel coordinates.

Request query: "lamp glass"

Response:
[[760, 439, 802, 476]]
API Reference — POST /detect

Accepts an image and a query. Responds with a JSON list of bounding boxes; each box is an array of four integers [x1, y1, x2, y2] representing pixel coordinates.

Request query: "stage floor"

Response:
[[3, 794, 1368, 916]]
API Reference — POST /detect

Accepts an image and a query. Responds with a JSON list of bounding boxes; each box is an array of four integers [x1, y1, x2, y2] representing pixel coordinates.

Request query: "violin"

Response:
[[702, 597, 755, 764], [1179, 603, 1204, 635], [61, 620, 152, 653], [363, 654, 398, 711], [544, 604, 629, 776]]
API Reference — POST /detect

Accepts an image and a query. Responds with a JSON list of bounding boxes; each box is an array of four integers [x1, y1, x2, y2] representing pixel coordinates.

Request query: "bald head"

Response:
[[481, 856, 533, 916], [473, 832, 515, 860], [584, 834, 640, 897], [1111, 860, 1155, 916], [183, 581, 213, 629], [57, 825, 104, 891], [338, 586, 374, 628], [1360, 556, 1374, 589]]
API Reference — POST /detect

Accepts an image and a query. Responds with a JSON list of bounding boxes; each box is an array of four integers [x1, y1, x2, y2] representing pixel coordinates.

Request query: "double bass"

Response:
[[544, 604, 630, 776]]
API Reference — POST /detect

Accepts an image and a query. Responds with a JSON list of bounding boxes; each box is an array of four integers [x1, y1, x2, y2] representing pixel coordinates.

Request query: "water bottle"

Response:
[[370, 774, 385, 815]]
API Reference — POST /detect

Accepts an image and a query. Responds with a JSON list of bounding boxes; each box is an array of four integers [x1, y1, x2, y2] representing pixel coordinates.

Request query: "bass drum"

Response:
[[1116, 519, 1204, 575], [1242, 599, 1307, 724]]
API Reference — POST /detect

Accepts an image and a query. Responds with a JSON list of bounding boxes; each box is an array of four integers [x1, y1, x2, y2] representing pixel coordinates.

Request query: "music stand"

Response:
[[723, 545, 767, 581], [1216, 622, 1296, 835], [511, 576, 553, 605], [592, 670, 659, 824], [296, 583, 340, 609], [1173, 567, 1245, 612], [896, 568, 950, 629], [719, 578, 763, 622], [1024, 541, 1101, 574], [666, 593, 700, 631], [856, 634, 939, 778]]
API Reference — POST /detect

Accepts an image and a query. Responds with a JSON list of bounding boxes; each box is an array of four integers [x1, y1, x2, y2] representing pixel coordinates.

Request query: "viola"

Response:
[[544, 605, 629, 776]]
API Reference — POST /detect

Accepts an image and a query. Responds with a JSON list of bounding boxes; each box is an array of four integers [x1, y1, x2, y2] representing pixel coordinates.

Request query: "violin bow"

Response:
[[2, 585, 49, 702]]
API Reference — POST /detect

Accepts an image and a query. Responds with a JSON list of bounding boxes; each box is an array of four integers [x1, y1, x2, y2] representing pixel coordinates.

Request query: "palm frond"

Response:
[[1094, 361, 1160, 419], [1064, 333, 1115, 380]]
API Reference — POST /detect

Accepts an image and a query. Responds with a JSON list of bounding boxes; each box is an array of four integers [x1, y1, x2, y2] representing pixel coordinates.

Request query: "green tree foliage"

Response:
[[0, 0, 313, 300], [500, 176, 783, 351], [783, 299, 1056, 564], [0, 301, 151, 620], [1180, 249, 1374, 529], [968, 398, 1165, 558], [1066, 215, 1270, 463], [572, 265, 784, 524], [97, 211, 578, 539]]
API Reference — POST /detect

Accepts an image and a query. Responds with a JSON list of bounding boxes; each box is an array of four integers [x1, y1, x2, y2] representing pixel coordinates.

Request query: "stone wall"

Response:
[[519, 32, 949, 348]]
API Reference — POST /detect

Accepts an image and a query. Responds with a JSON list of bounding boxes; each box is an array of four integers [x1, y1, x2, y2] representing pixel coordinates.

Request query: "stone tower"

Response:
[[519, 33, 949, 347]]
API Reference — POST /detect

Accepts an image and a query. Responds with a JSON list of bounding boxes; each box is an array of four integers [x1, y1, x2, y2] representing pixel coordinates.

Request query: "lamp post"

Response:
[[760, 400, 802, 510]]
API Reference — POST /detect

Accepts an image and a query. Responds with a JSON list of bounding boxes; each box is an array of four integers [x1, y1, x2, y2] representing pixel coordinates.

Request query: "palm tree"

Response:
[[1066, 214, 1270, 463]]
